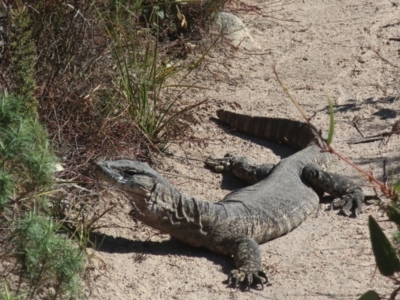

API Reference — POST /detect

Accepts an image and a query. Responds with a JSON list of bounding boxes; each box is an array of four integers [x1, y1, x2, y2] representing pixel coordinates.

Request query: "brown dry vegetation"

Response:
[[0, 0, 227, 298], [1, 0, 228, 174]]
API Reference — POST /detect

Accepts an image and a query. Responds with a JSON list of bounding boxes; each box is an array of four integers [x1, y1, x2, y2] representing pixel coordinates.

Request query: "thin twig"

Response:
[[352, 117, 364, 137]]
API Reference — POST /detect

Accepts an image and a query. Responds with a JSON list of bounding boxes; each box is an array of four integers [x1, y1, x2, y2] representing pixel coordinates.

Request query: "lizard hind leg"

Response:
[[302, 164, 365, 217], [229, 237, 268, 290]]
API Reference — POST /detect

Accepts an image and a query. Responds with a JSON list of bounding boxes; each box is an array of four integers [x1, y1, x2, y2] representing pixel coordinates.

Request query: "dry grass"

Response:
[[0, 0, 228, 176]]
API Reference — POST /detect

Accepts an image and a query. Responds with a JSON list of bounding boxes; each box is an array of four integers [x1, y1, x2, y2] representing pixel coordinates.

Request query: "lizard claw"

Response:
[[229, 269, 243, 288], [228, 269, 268, 290]]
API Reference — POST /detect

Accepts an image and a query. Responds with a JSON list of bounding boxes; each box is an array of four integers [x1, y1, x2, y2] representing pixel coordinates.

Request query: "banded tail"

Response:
[[217, 110, 317, 149]]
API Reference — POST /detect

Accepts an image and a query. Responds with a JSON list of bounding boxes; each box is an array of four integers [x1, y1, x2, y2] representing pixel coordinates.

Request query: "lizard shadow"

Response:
[[89, 231, 235, 278]]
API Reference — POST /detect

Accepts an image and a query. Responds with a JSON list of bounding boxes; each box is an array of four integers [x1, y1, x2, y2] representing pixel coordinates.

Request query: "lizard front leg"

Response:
[[302, 164, 365, 217], [229, 236, 268, 290], [205, 153, 275, 184]]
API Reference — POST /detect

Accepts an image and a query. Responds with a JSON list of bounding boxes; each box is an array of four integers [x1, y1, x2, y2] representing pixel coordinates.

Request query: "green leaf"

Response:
[[358, 290, 380, 300], [395, 180, 400, 192], [368, 215, 400, 276], [154, 7, 164, 19], [327, 96, 335, 145], [386, 204, 400, 226]]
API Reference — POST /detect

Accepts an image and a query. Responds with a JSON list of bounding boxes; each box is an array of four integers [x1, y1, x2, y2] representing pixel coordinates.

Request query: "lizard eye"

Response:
[[123, 169, 137, 176]]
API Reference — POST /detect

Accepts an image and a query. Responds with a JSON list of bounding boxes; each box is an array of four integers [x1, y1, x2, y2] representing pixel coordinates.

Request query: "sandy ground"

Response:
[[85, 1, 400, 299]]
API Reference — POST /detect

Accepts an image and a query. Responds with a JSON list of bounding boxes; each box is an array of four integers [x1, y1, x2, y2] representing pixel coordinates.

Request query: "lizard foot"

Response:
[[330, 187, 364, 217], [231, 237, 268, 290], [206, 154, 275, 184], [302, 164, 365, 217], [228, 269, 268, 290], [205, 153, 237, 173]]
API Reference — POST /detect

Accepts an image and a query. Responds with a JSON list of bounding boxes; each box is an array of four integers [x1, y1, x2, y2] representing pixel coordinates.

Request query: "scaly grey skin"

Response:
[[96, 109, 364, 290]]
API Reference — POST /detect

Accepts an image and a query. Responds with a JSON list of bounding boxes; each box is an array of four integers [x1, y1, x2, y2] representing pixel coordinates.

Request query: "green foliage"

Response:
[[327, 96, 334, 145], [0, 93, 56, 213], [9, 5, 37, 111], [0, 94, 84, 299], [13, 212, 84, 299], [141, 0, 194, 34], [386, 203, 400, 227], [368, 216, 400, 276], [358, 290, 380, 300], [100, 1, 207, 147], [0, 282, 26, 300], [0, 170, 14, 210], [395, 180, 400, 192], [103, 1, 164, 139]]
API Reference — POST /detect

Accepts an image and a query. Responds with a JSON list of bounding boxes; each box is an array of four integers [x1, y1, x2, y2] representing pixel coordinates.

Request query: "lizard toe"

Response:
[[228, 269, 267, 290], [332, 187, 364, 217], [228, 269, 244, 288]]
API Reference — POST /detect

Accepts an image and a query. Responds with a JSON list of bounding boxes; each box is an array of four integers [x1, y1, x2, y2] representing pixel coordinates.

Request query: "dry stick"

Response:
[[272, 66, 322, 137], [370, 47, 400, 69], [352, 117, 364, 137], [272, 66, 395, 200], [348, 119, 400, 145], [273, 67, 307, 120], [326, 146, 394, 199]]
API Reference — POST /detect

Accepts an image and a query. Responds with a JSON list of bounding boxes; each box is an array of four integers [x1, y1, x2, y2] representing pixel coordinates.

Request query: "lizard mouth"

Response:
[[96, 161, 127, 184], [95, 161, 152, 198]]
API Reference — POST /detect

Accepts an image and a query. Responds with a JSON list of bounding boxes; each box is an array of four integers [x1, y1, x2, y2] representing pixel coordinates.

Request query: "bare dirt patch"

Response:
[[85, 1, 400, 299]]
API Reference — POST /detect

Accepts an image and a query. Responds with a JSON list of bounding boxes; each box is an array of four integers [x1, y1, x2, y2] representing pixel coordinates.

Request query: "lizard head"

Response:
[[96, 160, 169, 199]]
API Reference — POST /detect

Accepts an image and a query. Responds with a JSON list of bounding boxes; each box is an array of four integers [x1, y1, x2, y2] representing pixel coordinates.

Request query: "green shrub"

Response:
[[0, 93, 55, 213], [9, 4, 37, 112], [12, 212, 85, 299], [99, 0, 214, 147], [0, 93, 85, 299]]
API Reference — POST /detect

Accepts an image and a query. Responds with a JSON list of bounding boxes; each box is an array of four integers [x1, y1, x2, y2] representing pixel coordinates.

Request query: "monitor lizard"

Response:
[[96, 109, 364, 290]]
